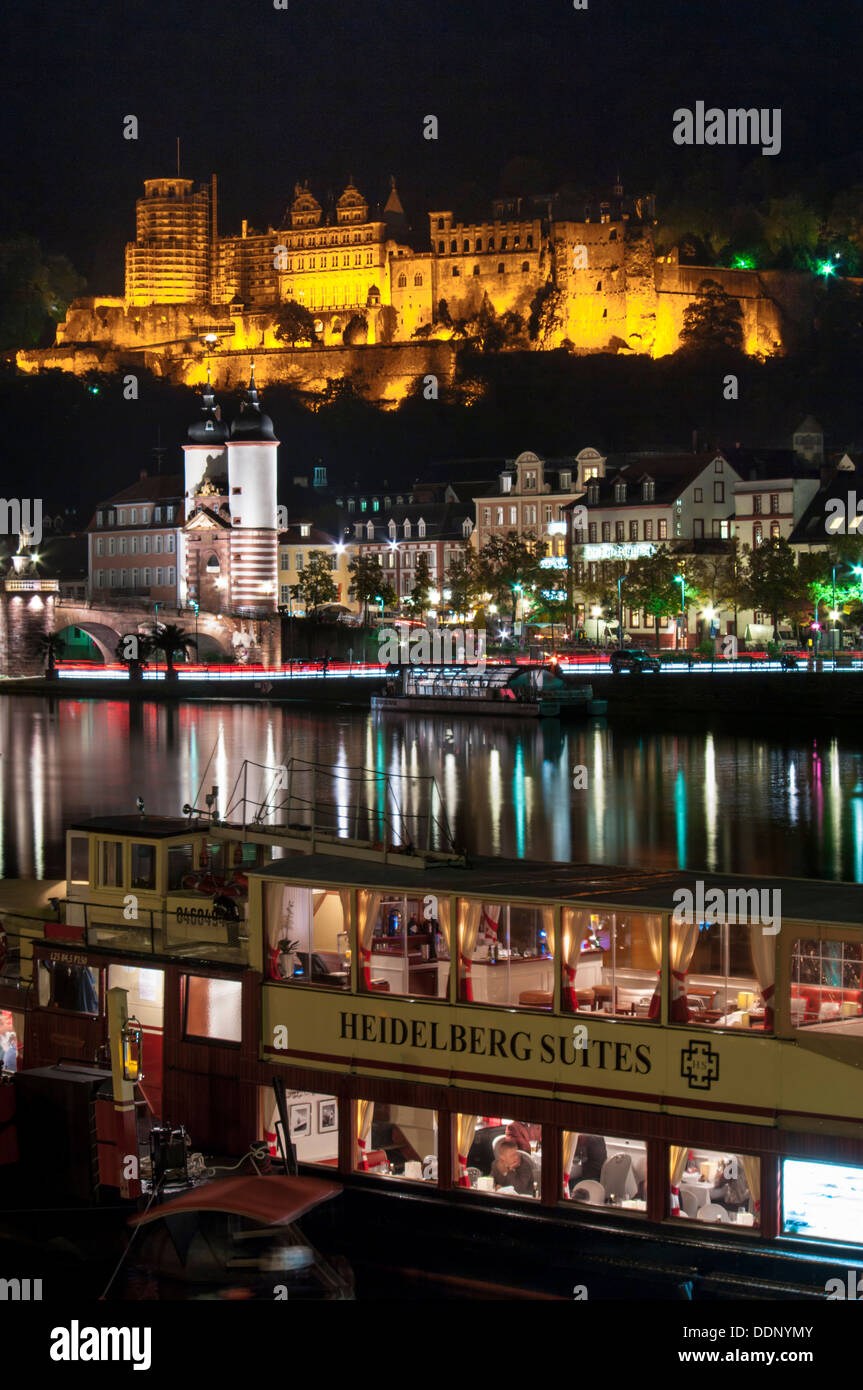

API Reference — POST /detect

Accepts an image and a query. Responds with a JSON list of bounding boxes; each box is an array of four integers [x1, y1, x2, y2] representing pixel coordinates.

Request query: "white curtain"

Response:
[[750, 930, 776, 1031], [357, 1099, 374, 1170], [265, 883, 312, 979], [357, 890, 383, 989], [561, 908, 591, 1010], [458, 900, 485, 1001]]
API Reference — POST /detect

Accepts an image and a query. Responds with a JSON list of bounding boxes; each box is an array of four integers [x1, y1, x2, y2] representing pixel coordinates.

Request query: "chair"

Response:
[[679, 1186, 699, 1219], [518, 989, 553, 1008], [575, 988, 595, 1011], [592, 985, 612, 1012], [687, 989, 718, 1012], [697, 1203, 729, 1223], [571, 1180, 606, 1205], [600, 1152, 638, 1200]]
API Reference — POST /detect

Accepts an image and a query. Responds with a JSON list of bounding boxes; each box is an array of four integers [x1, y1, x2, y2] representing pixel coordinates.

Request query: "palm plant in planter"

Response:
[[36, 630, 65, 680], [114, 631, 154, 682], [149, 623, 198, 681]]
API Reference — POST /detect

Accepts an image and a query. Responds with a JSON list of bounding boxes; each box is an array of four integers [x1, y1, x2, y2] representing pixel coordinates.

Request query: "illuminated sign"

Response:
[[539, 557, 569, 570], [583, 542, 657, 561], [541, 589, 567, 601], [546, 521, 567, 535]]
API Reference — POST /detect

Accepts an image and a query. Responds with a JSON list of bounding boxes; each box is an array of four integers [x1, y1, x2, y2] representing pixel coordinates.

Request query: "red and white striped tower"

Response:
[[226, 361, 279, 613]]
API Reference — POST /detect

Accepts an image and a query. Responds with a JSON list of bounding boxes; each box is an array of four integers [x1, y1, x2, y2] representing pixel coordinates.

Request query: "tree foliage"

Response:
[[679, 279, 744, 353], [291, 550, 338, 615], [272, 300, 319, 347]]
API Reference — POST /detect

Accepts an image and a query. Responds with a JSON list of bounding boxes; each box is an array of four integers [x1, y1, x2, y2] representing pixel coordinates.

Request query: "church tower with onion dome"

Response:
[[225, 361, 279, 613]]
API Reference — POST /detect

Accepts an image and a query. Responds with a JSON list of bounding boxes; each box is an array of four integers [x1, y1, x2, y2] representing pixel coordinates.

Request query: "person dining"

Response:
[[571, 1133, 607, 1185], [491, 1139, 538, 1196], [505, 1120, 541, 1153], [709, 1159, 750, 1213]]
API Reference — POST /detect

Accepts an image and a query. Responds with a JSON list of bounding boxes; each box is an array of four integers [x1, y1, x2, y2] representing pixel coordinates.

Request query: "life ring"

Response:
[[181, 873, 203, 892], [197, 873, 218, 896]]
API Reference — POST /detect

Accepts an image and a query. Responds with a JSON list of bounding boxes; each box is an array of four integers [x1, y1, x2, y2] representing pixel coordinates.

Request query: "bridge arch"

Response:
[[54, 620, 124, 664]]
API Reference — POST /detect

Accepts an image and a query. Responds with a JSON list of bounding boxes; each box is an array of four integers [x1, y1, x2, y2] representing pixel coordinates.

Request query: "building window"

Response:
[[143, 567, 151, 585], [118, 509, 127, 525], [414, 273, 423, 286], [560, 471, 571, 488], [615, 522, 625, 541], [108, 538, 115, 555], [142, 536, 150, 554], [563, 1133, 647, 1213], [397, 273, 407, 287], [329, 554, 338, 571], [403, 519, 412, 538], [130, 508, 138, 524], [417, 519, 426, 538], [497, 262, 506, 274], [770, 494, 780, 514], [714, 458, 723, 472], [166, 535, 175, 553], [629, 521, 639, 540], [524, 470, 536, 489], [658, 520, 668, 539], [280, 585, 291, 605], [694, 488, 703, 503], [482, 507, 491, 527], [753, 495, 762, 514], [155, 568, 163, 585], [96, 511, 104, 526], [588, 523, 597, 543], [462, 518, 473, 538], [295, 552, 304, 570], [644, 521, 653, 540], [120, 537, 127, 555], [642, 480, 655, 502], [601, 522, 611, 542], [753, 523, 763, 546], [508, 506, 517, 525], [694, 519, 704, 539], [154, 535, 163, 554], [98, 840, 123, 888], [182, 975, 242, 1044], [96, 537, 104, 556], [450, 240, 457, 253], [770, 521, 781, 538], [95, 570, 104, 588]]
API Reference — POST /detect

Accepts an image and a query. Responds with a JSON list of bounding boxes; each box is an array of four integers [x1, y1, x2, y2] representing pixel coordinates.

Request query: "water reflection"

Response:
[[2, 698, 863, 883]]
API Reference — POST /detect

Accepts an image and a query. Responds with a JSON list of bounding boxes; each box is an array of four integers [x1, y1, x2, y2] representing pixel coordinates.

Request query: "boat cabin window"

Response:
[[357, 1102, 438, 1184], [684, 920, 773, 1030], [67, 834, 89, 884], [789, 937, 863, 1032], [0, 1009, 22, 1073], [98, 840, 123, 889], [458, 900, 553, 1008], [459, 1115, 541, 1199], [783, 1158, 863, 1245], [261, 1088, 339, 1168], [560, 909, 659, 1021], [181, 974, 242, 1043], [37, 960, 100, 1014], [563, 1132, 647, 1213], [167, 844, 195, 891], [264, 884, 349, 989], [361, 893, 447, 999], [672, 1147, 759, 1229], [131, 843, 157, 891]]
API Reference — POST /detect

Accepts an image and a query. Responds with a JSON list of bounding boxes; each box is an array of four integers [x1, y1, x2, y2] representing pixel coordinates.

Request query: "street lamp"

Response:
[[674, 573, 686, 652], [191, 599, 199, 662], [590, 604, 602, 645], [617, 574, 624, 650]]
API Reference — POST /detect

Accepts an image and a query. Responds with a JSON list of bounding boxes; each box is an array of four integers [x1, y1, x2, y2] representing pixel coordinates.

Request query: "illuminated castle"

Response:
[[20, 173, 787, 393]]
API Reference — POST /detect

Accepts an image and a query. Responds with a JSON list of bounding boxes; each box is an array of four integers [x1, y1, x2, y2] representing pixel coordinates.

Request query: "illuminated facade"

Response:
[[125, 178, 211, 306]]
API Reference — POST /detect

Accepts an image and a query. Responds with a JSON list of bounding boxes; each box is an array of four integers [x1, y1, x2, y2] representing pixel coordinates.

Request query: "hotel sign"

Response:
[[583, 542, 656, 561]]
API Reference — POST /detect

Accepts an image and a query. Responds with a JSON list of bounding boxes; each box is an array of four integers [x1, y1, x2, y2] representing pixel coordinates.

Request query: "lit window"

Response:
[[564, 1133, 647, 1213], [458, 1115, 540, 1198], [183, 975, 242, 1043], [783, 1159, 863, 1244]]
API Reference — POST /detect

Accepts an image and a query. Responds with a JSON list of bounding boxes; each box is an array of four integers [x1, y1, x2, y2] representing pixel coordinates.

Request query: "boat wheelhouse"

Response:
[[4, 783, 863, 1284]]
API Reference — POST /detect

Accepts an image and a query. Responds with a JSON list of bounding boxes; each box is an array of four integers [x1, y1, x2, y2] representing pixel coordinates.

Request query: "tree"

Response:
[[624, 546, 681, 649], [445, 552, 481, 622], [342, 314, 368, 345], [712, 539, 750, 640], [272, 300, 319, 347], [528, 281, 565, 347], [405, 554, 433, 616], [744, 537, 805, 640], [291, 550, 338, 617], [679, 278, 744, 353], [149, 623, 198, 680], [0, 236, 85, 351], [348, 555, 396, 623], [36, 630, 65, 678], [114, 631, 153, 681], [475, 532, 543, 629]]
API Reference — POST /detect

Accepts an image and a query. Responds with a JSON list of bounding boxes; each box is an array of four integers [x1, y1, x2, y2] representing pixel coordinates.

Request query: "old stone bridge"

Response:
[[0, 582, 281, 676]]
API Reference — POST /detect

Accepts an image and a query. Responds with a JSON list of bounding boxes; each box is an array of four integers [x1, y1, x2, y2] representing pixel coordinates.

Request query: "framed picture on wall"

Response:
[[318, 1099, 338, 1133], [289, 1102, 312, 1138]]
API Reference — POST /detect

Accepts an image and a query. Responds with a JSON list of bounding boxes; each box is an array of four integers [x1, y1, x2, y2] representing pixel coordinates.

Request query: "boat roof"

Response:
[[130, 1175, 341, 1228], [252, 853, 863, 927], [69, 815, 210, 838]]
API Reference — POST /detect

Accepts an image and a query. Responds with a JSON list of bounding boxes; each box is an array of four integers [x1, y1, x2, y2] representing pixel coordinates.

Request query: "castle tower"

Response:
[[183, 369, 229, 518], [226, 362, 279, 613], [125, 177, 210, 306]]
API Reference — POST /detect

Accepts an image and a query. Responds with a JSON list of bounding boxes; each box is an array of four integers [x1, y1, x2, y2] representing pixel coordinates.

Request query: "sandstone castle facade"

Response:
[[19, 174, 788, 400]]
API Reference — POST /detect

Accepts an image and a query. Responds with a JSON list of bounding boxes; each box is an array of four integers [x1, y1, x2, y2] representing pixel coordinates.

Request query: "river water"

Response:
[[2, 695, 863, 884]]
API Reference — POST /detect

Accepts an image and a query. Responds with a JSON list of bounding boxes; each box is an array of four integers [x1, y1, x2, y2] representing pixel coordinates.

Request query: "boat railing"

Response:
[[220, 758, 457, 855], [41, 899, 248, 966]]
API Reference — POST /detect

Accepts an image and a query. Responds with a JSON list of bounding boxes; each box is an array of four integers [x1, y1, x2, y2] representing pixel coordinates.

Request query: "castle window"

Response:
[[398, 274, 407, 287], [450, 240, 457, 253], [609, 229, 617, 241], [526, 234, 534, 248], [414, 273, 423, 286], [501, 236, 508, 250], [437, 218, 444, 230], [596, 281, 602, 291], [438, 241, 445, 253], [521, 261, 529, 273], [488, 237, 495, 250], [602, 308, 607, 317], [463, 240, 469, 253], [475, 238, 482, 251], [498, 263, 505, 274], [472, 265, 480, 276], [452, 266, 460, 277]]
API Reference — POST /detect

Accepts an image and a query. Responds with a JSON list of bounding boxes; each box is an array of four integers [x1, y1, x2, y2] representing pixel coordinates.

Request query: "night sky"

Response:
[[2, 0, 860, 289]]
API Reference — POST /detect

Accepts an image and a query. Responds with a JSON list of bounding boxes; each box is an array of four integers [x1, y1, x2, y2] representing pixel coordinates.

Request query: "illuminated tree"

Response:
[[623, 546, 681, 649], [291, 550, 338, 616], [273, 300, 319, 346], [744, 537, 806, 640], [679, 279, 744, 352], [348, 555, 396, 623], [475, 532, 543, 627], [445, 552, 481, 622], [405, 554, 433, 615]]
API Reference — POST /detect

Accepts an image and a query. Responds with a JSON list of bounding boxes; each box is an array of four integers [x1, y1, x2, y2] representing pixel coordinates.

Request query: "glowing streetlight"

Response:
[[674, 573, 686, 652]]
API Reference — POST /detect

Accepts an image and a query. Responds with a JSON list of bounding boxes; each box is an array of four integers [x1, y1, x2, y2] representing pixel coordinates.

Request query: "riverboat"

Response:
[[2, 762, 863, 1297], [372, 664, 605, 720]]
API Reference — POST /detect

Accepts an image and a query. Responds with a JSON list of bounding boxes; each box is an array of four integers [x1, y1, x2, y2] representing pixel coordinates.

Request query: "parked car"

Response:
[[609, 648, 661, 675]]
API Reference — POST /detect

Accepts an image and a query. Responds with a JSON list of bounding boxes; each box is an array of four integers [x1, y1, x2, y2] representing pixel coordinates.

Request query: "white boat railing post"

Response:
[[242, 761, 248, 836], [286, 760, 293, 828], [311, 765, 317, 845]]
